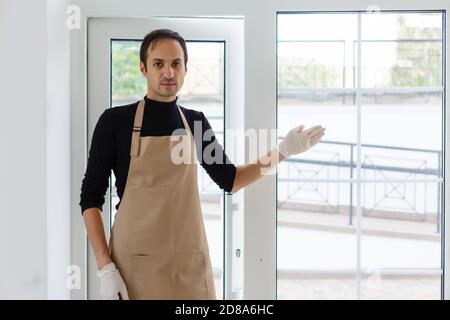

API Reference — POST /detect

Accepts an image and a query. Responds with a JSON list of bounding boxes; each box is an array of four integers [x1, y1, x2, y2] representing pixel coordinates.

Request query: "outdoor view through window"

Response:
[[276, 11, 444, 300]]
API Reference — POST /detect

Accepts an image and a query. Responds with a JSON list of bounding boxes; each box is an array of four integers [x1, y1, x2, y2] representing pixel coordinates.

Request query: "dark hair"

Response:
[[140, 29, 188, 70]]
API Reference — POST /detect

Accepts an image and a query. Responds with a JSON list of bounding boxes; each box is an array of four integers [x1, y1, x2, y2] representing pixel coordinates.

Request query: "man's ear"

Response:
[[140, 61, 147, 76]]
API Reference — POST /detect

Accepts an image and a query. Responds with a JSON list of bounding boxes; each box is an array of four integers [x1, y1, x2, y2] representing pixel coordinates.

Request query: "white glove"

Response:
[[97, 262, 129, 300], [277, 125, 325, 159]]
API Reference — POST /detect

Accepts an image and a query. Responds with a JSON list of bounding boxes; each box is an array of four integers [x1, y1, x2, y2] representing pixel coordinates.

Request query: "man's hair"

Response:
[[140, 29, 188, 70]]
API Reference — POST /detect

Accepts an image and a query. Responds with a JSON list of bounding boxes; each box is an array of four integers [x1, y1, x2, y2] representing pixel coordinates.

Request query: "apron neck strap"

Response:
[[130, 100, 194, 158], [130, 99, 145, 157], [176, 105, 193, 138]]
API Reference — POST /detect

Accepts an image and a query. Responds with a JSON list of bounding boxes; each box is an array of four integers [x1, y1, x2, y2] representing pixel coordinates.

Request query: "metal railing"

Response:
[[276, 138, 442, 232], [194, 127, 443, 232]]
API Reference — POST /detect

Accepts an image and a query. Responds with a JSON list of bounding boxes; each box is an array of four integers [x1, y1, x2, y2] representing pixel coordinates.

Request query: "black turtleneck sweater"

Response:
[[79, 95, 237, 215]]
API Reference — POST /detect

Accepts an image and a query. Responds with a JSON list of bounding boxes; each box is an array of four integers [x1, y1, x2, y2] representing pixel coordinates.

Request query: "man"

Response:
[[80, 29, 325, 300]]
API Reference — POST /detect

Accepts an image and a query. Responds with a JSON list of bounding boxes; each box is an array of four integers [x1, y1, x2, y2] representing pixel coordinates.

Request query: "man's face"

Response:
[[140, 38, 187, 102]]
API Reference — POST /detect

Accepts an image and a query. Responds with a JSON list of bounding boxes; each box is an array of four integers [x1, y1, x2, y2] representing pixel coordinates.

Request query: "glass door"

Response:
[[87, 17, 244, 300]]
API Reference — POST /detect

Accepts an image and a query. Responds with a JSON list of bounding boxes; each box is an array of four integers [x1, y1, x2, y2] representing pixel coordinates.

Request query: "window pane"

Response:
[[361, 182, 442, 269], [278, 13, 357, 91], [278, 41, 346, 88], [361, 181, 442, 300], [277, 181, 357, 299], [278, 11, 444, 300], [361, 93, 443, 179], [361, 13, 443, 88]]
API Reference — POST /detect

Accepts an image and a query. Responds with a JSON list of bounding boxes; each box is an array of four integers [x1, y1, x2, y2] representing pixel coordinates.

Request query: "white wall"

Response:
[[0, 0, 48, 299], [0, 0, 71, 299]]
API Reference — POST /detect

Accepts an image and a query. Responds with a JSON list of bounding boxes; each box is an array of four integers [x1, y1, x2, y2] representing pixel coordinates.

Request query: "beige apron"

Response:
[[109, 99, 216, 300]]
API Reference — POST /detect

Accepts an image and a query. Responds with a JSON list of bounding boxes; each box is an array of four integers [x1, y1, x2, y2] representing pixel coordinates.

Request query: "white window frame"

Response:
[[276, 9, 446, 300]]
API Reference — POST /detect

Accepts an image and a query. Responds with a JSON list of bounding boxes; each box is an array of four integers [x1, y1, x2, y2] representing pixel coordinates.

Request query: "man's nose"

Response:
[[162, 64, 175, 78]]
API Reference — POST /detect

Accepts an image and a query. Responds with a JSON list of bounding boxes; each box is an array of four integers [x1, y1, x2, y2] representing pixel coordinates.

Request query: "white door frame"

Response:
[[85, 17, 244, 300]]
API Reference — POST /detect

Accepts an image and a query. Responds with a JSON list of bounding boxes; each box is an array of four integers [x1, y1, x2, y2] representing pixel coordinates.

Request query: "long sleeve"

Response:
[[197, 112, 236, 193], [79, 109, 115, 214]]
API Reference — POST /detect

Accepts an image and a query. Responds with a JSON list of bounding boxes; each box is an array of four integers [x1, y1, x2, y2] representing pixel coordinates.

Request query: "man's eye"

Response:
[[154, 62, 162, 67]]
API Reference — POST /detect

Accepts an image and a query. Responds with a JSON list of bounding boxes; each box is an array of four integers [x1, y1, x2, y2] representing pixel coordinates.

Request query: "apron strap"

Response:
[[130, 99, 145, 157], [176, 105, 198, 164], [130, 101, 193, 157], [176, 105, 193, 138]]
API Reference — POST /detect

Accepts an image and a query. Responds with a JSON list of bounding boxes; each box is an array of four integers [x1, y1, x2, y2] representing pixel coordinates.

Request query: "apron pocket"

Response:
[[129, 254, 173, 300]]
